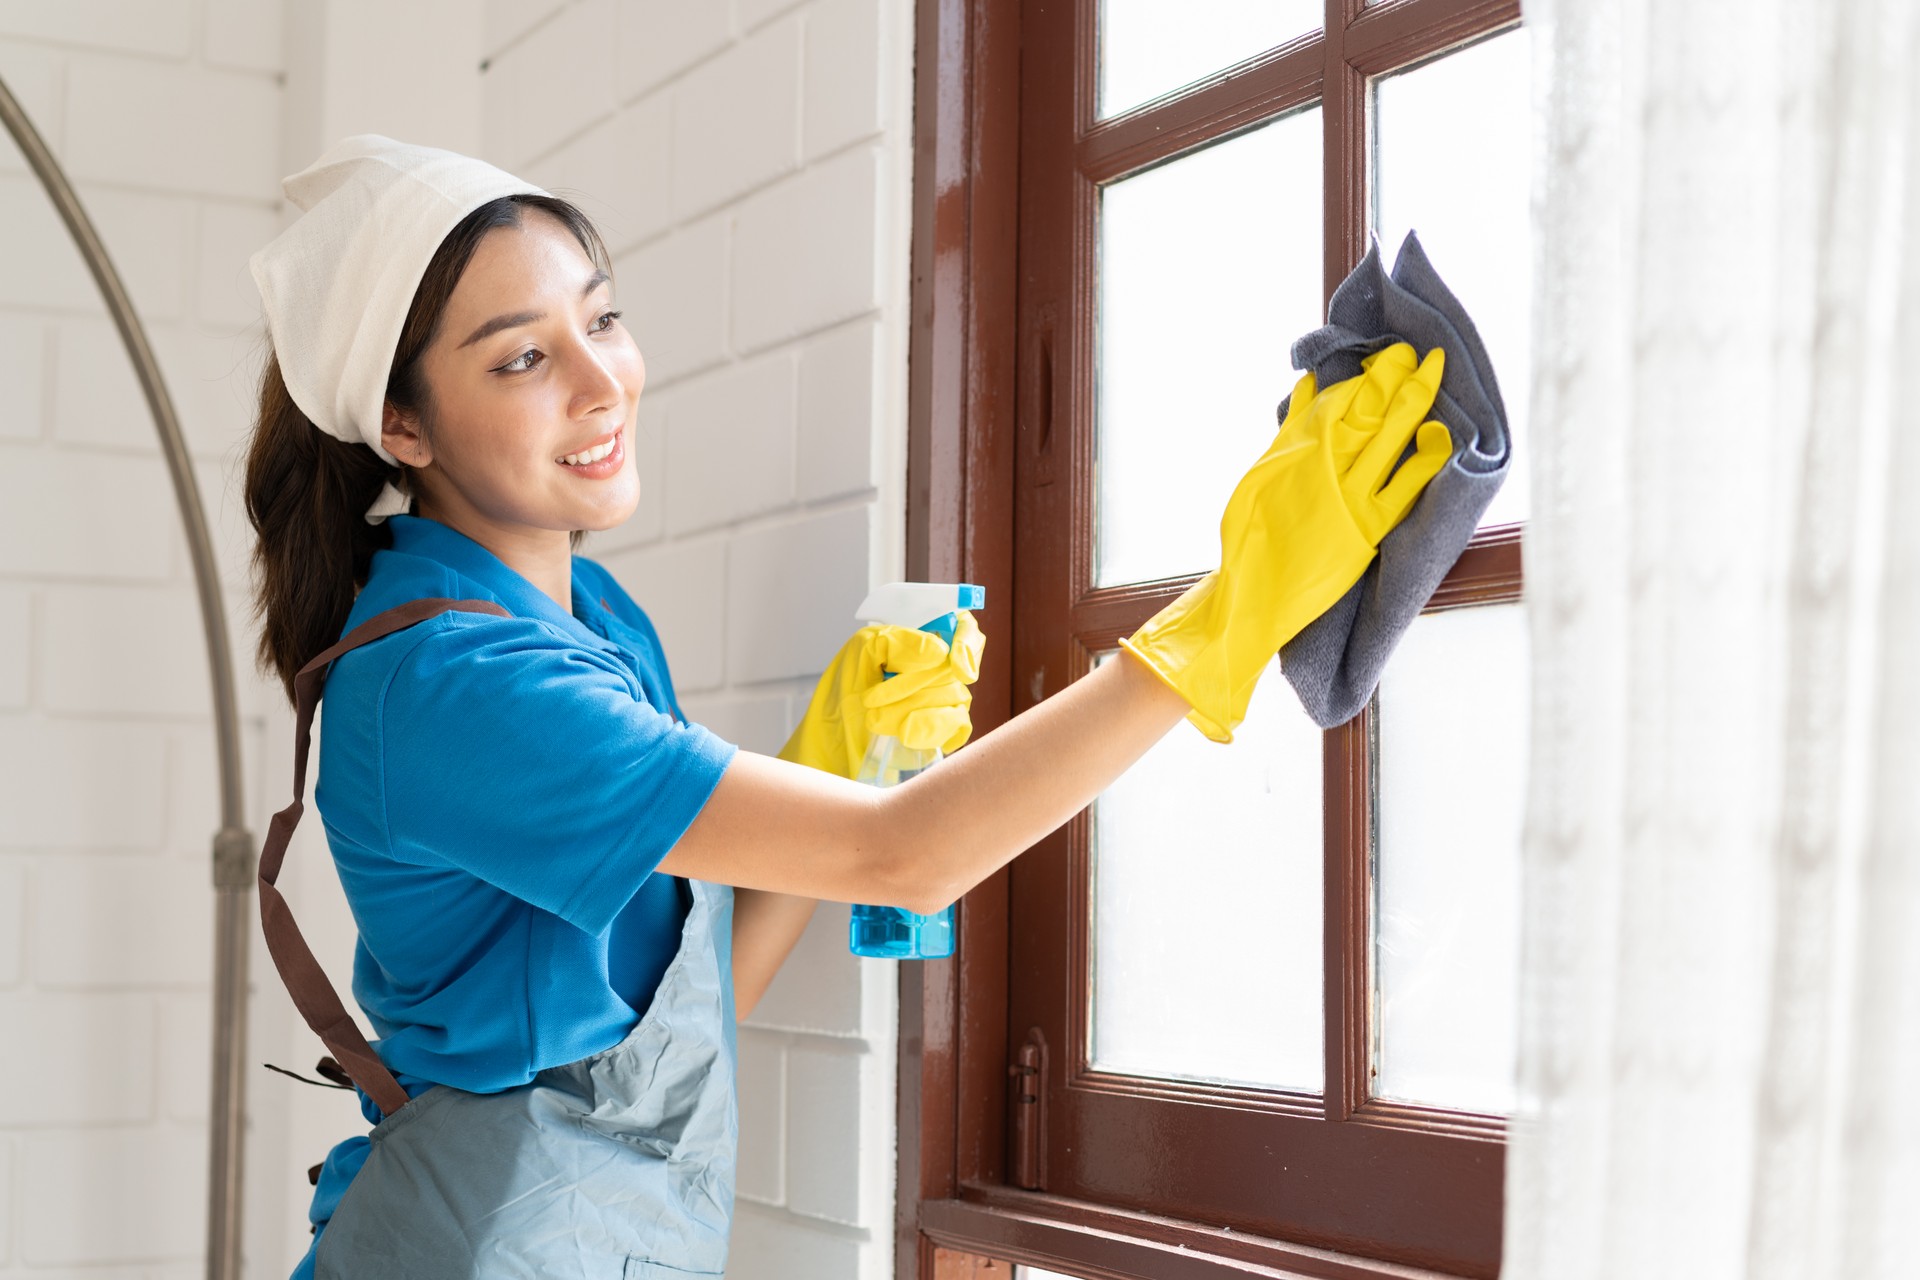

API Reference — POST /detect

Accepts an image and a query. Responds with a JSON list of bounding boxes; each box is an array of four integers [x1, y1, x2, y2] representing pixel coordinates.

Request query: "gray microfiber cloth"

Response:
[[1277, 230, 1512, 728]]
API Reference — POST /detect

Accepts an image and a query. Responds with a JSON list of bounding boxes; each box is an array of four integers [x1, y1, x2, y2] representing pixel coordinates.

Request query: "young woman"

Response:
[[245, 136, 1449, 1279]]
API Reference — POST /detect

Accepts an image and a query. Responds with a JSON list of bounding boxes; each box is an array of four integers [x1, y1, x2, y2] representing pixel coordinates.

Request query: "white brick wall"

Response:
[[0, 1, 197, 60], [669, 15, 803, 219], [19, 1128, 209, 1266], [0, 2, 297, 1275], [488, 3, 915, 1277], [0, 588, 28, 708], [481, 0, 621, 170], [0, 0, 918, 1275], [663, 352, 798, 536], [798, 319, 884, 502], [65, 56, 280, 199], [613, 1, 733, 100], [732, 144, 889, 353], [615, 214, 733, 383]]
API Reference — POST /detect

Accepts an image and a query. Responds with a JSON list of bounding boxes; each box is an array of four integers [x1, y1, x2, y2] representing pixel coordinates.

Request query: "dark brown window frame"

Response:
[[902, 3, 1525, 1278]]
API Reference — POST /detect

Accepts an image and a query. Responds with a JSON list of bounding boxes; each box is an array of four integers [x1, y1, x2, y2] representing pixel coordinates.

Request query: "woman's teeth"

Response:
[[559, 438, 617, 466]]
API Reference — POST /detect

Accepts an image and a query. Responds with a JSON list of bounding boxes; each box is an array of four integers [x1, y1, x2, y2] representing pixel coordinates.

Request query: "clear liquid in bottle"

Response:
[[849, 735, 955, 959]]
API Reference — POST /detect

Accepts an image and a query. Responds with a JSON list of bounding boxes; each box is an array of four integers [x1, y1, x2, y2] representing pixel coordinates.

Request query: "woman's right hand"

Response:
[[1119, 342, 1452, 743]]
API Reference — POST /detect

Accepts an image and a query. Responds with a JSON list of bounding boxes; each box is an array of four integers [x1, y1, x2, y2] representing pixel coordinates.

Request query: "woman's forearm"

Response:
[[873, 647, 1191, 911], [731, 888, 818, 1020], [662, 649, 1191, 911]]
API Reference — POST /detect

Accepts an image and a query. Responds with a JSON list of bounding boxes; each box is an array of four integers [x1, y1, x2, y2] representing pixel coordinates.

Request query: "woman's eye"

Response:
[[496, 312, 620, 373]]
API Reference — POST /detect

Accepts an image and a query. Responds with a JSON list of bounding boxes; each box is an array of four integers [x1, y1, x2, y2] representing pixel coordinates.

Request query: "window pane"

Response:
[[1091, 655, 1323, 1090], [1372, 28, 1531, 527], [1017, 1270, 1087, 1280], [1096, 109, 1322, 588], [1100, 0, 1320, 118], [1373, 604, 1526, 1114]]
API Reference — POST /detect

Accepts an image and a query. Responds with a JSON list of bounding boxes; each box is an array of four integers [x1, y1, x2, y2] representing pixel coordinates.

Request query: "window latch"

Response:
[[1025, 305, 1058, 489], [1008, 1027, 1048, 1190]]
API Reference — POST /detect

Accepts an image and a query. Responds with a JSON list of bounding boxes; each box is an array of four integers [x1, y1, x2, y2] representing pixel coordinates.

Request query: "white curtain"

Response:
[[1506, 0, 1920, 1276]]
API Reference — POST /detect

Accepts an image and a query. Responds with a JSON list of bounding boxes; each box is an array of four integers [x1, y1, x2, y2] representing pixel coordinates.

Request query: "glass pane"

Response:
[[1096, 108, 1322, 588], [1101, 0, 1321, 119], [1372, 28, 1531, 527], [1091, 654, 1323, 1090], [1373, 604, 1527, 1114], [1017, 1270, 1087, 1280]]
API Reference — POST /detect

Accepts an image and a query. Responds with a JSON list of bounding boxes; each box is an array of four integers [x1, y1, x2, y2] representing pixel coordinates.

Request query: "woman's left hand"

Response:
[[777, 612, 985, 778]]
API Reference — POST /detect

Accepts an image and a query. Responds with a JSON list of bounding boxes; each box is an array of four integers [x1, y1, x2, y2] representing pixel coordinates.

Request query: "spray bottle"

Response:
[[848, 581, 985, 959]]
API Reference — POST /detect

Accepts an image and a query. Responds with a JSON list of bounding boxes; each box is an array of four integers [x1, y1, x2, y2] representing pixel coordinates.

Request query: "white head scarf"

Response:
[[249, 134, 549, 523]]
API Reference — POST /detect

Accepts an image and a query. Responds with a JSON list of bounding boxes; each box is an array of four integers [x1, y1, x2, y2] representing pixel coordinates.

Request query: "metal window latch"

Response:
[[1008, 1027, 1048, 1190]]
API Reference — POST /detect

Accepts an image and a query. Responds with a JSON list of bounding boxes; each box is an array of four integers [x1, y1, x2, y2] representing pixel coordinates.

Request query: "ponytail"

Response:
[[244, 353, 399, 704]]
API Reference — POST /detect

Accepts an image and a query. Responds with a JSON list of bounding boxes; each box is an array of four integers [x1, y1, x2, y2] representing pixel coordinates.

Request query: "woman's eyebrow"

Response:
[[457, 269, 612, 350]]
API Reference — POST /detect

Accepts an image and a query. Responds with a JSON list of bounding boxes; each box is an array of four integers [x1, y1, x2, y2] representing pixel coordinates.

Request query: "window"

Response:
[[904, 3, 1527, 1278]]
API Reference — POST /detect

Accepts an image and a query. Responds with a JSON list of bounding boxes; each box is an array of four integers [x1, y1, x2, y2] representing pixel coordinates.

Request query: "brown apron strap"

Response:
[[258, 597, 511, 1117]]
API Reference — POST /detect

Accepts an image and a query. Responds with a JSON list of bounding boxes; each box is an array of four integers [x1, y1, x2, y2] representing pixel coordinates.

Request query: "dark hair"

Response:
[[246, 193, 611, 703]]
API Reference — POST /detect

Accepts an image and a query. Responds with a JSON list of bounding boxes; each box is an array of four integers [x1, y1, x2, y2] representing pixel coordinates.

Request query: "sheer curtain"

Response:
[[1506, 1, 1920, 1277]]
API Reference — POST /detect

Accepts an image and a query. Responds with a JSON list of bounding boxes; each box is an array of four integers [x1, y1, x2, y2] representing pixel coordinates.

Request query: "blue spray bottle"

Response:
[[848, 581, 985, 959]]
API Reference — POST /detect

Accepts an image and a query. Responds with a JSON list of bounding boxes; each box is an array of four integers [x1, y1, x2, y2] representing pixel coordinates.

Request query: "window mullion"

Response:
[[1319, 0, 1375, 1125]]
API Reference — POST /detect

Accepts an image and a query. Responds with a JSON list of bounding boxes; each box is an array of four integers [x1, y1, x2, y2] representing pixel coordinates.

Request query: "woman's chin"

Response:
[[570, 490, 643, 536]]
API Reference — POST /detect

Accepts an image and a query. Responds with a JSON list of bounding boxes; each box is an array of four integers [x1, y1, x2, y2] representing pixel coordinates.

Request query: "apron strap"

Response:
[[257, 597, 511, 1117]]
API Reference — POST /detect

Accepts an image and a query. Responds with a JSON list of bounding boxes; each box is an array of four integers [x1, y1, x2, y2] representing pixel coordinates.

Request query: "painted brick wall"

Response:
[[0, 0, 914, 1274], [483, 3, 916, 1278], [0, 2, 292, 1276]]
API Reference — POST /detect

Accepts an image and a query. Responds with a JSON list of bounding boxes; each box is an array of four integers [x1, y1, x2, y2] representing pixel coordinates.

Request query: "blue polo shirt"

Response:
[[313, 514, 736, 1105]]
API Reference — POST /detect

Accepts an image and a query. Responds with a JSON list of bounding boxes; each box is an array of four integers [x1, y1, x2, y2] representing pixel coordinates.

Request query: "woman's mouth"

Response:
[[555, 429, 624, 478]]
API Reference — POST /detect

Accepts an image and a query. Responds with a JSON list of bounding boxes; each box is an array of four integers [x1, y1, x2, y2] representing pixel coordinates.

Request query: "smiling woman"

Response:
[[237, 139, 767, 1279], [236, 132, 1451, 1280]]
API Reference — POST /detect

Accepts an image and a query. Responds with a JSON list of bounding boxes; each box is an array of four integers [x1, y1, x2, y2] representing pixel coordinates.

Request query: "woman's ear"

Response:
[[382, 401, 432, 468]]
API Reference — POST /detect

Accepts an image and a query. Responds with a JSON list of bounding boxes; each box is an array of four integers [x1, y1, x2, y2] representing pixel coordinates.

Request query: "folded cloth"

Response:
[[1277, 231, 1512, 728]]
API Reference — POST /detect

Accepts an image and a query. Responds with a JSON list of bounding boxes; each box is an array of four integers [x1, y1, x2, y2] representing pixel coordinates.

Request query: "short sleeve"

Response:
[[377, 615, 736, 936]]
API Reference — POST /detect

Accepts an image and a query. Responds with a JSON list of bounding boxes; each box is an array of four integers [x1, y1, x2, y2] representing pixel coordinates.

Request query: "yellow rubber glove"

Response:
[[778, 611, 985, 778], [1119, 343, 1452, 743]]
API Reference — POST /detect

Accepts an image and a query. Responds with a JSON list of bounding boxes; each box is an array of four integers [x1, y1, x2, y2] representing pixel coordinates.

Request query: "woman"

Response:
[[245, 136, 1450, 1278]]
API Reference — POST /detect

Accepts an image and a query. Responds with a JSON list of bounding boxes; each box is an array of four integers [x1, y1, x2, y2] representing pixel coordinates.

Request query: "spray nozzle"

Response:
[[854, 582, 984, 646]]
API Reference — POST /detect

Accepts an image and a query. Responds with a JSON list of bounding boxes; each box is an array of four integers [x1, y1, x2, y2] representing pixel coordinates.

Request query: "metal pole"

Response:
[[0, 75, 254, 1280]]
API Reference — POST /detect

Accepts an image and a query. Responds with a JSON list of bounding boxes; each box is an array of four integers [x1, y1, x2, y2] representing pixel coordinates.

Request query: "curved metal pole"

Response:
[[0, 77, 253, 1280]]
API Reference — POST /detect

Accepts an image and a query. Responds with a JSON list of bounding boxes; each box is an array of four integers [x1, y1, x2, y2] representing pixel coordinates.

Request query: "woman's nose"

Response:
[[565, 337, 628, 416]]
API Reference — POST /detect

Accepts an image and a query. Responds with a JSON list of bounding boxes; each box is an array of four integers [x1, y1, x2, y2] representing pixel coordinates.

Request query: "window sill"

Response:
[[921, 1188, 1492, 1280]]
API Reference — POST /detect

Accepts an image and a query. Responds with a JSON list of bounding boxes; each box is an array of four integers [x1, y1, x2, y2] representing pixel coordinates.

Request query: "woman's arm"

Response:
[[732, 889, 817, 1019], [672, 352, 1453, 929], [658, 647, 1192, 911]]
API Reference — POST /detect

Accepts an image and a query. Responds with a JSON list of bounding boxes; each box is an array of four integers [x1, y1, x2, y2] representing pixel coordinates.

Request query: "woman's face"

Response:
[[385, 210, 644, 540]]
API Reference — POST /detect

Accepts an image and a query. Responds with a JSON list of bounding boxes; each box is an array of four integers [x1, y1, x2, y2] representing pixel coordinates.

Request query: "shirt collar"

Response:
[[384, 515, 617, 652]]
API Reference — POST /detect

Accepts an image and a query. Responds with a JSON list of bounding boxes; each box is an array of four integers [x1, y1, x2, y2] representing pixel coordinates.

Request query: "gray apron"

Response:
[[260, 598, 738, 1279]]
